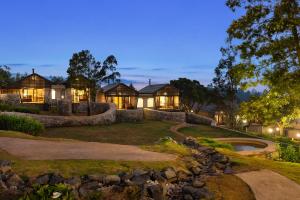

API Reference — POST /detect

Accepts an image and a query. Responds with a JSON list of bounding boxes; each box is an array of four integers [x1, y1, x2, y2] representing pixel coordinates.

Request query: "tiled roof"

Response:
[[139, 84, 168, 94], [102, 83, 120, 93]]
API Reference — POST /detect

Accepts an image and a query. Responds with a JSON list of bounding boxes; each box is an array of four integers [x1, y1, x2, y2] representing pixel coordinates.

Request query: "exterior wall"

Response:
[[186, 113, 216, 126], [116, 109, 143, 122], [0, 103, 116, 127], [143, 108, 185, 122], [286, 129, 300, 139]]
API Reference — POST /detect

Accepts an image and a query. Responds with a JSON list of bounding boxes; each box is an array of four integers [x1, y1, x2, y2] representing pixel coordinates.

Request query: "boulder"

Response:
[[104, 175, 121, 185], [34, 174, 50, 185], [0, 160, 11, 174], [49, 174, 64, 185], [147, 183, 164, 200], [6, 174, 23, 188], [192, 179, 205, 188], [161, 168, 177, 182]]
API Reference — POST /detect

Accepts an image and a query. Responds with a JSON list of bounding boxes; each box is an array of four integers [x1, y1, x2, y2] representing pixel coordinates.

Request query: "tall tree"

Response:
[[0, 65, 13, 88], [170, 78, 207, 112], [67, 50, 120, 115], [213, 46, 241, 128], [226, 0, 300, 128]]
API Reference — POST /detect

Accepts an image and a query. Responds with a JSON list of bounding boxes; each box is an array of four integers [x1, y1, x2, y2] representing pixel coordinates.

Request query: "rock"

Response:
[[183, 186, 212, 199], [184, 194, 193, 200], [215, 162, 226, 170], [0, 160, 11, 173], [87, 174, 104, 182], [79, 181, 101, 198], [6, 174, 23, 188], [177, 170, 192, 182], [64, 177, 81, 188], [131, 174, 150, 185], [191, 166, 201, 175], [49, 174, 64, 185], [224, 166, 233, 174], [161, 168, 177, 182], [104, 175, 121, 185], [133, 169, 149, 176], [151, 171, 166, 183], [147, 183, 164, 200], [192, 179, 205, 188], [0, 180, 7, 192], [34, 174, 50, 185]]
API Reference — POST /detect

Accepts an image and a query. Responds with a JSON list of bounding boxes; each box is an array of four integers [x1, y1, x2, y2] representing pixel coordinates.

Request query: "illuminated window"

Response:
[[174, 96, 179, 107], [159, 96, 166, 107], [51, 89, 56, 100], [147, 98, 154, 108], [137, 98, 143, 108]]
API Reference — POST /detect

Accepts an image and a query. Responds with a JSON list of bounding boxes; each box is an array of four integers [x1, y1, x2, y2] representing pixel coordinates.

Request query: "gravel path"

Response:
[[0, 137, 177, 161], [236, 169, 300, 200]]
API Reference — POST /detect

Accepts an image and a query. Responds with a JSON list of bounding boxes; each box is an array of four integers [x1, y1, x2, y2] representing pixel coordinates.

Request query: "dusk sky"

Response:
[[0, 0, 237, 89]]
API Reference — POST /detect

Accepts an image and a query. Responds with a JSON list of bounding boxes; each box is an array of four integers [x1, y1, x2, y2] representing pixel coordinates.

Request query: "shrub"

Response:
[[197, 138, 234, 150], [0, 103, 40, 114], [280, 144, 299, 163], [13, 106, 40, 114], [0, 115, 44, 135], [20, 183, 74, 200]]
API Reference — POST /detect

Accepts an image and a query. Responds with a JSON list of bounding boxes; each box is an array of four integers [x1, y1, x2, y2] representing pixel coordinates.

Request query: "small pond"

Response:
[[228, 142, 267, 151]]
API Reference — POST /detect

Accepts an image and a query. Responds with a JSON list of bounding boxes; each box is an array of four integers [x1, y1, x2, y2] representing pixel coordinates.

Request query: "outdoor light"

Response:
[[268, 128, 273, 133], [191, 110, 194, 113], [275, 127, 280, 131], [296, 133, 300, 138], [242, 119, 247, 124]]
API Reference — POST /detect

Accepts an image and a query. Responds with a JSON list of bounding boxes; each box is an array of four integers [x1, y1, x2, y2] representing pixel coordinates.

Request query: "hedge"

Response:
[[0, 103, 40, 114], [0, 115, 44, 135]]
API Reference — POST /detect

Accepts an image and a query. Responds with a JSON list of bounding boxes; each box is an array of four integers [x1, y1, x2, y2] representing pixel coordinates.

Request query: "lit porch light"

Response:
[[296, 133, 300, 138], [242, 119, 247, 124], [275, 127, 280, 131], [268, 128, 273, 134]]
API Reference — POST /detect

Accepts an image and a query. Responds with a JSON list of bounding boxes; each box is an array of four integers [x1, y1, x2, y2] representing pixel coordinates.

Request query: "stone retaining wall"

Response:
[[186, 113, 216, 126], [0, 103, 116, 127], [143, 108, 186, 122], [0, 94, 20, 105], [116, 109, 144, 122]]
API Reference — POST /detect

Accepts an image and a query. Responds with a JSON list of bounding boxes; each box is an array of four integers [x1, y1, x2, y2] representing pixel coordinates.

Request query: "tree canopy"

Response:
[[225, 0, 300, 128], [0, 65, 13, 88], [170, 78, 207, 112]]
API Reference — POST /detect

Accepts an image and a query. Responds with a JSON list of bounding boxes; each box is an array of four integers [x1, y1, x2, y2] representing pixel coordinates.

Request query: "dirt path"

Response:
[[169, 123, 194, 140], [0, 137, 176, 161], [236, 169, 300, 200]]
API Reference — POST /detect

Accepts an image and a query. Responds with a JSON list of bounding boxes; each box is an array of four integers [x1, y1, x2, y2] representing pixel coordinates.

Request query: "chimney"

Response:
[[32, 68, 35, 74], [149, 79, 151, 86]]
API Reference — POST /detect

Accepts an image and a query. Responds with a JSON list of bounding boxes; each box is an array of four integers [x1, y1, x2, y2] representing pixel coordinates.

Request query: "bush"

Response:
[[0, 103, 40, 114], [0, 115, 44, 135], [14, 106, 40, 114], [20, 183, 74, 200]]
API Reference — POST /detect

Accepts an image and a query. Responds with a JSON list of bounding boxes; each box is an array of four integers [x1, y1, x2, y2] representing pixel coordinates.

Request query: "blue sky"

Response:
[[0, 0, 236, 89]]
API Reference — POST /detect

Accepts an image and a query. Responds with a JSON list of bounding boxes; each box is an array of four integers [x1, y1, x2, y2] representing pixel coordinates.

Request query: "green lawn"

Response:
[[179, 125, 253, 138], [42, 120, 182, 145]]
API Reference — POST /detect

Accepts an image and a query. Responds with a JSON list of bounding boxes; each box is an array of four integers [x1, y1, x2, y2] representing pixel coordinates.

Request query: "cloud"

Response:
[[119, 67, 139, 70], [3, 63, 27, 67], [36, 64, 55, 67], [151, 67, 165, 71]]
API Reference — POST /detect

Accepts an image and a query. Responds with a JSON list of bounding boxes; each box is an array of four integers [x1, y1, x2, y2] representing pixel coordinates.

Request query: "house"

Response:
[[0, 69, 54, 104], [98, 83, 138, 109], [138, 83, 180, 110]]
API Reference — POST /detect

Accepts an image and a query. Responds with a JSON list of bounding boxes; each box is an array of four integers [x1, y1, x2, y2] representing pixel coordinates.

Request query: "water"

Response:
[[230, 143, 266, 151]]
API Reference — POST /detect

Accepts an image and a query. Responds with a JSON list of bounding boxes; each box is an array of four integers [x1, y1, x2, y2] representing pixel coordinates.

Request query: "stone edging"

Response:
[[215, 137, 276, 156]]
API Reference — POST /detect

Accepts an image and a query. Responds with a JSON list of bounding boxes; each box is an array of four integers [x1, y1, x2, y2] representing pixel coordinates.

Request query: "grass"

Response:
[[206, 174, 255, 200], [0, 148, 186, 177], [218, 148, 300, 184], [179, 125, 254, 138], [197, 137, 234, 150], [42, 120, 180, 145]]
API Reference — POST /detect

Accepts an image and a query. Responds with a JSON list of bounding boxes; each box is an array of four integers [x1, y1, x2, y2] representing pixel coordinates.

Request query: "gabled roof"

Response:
[[102, 82, 137, 93], [139, 84, 168, 94]]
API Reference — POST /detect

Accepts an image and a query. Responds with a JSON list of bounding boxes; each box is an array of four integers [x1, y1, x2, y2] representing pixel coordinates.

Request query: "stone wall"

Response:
[[143, 108, 186, 122], [0, 103, 116, 128], [72, 102, 109, 115], [186, 113, 216, 126], [116, 109, 144, 122], [0, 94, 20, 105]]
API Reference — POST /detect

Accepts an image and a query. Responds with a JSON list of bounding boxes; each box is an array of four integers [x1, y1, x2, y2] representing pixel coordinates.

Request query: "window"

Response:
[[137, 98, 143, 108], [51, 89, 56, 100], [174, 96, 179, 107], [159, 96, 166, 107], [147, 98, 154, 108]]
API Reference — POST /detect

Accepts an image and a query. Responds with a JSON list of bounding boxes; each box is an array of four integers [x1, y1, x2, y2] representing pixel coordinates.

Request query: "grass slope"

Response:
[[42, 120, 179, 145], [179, 125, 253, 138]]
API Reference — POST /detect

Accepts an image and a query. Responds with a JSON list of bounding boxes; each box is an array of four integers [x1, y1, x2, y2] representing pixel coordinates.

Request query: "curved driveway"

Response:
[[0, 137, 176, 161]]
